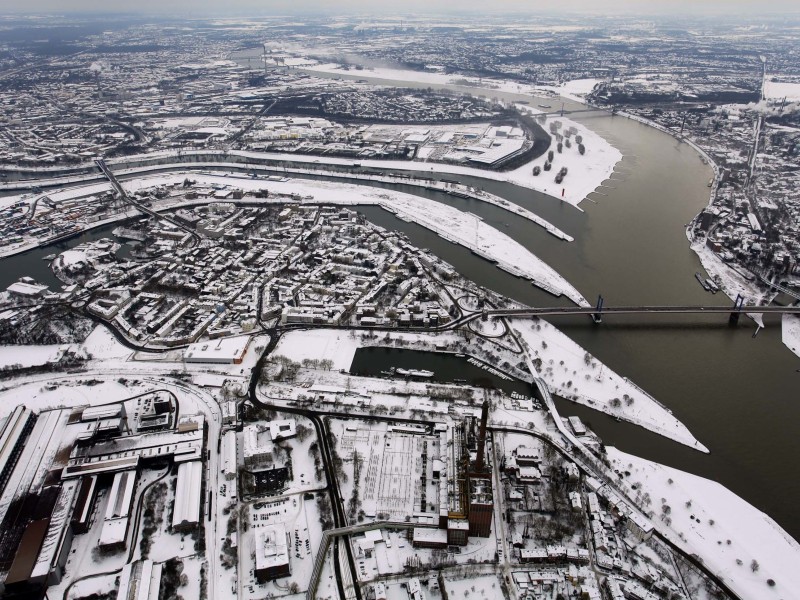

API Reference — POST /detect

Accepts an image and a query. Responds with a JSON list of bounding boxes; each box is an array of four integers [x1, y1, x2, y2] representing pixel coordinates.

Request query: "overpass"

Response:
[[757, 273, 800, 302], [94, 159, 200, 245]]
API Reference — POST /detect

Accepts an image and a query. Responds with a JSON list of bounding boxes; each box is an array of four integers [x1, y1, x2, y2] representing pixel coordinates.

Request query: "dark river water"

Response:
[[3, 61, 799, 540]]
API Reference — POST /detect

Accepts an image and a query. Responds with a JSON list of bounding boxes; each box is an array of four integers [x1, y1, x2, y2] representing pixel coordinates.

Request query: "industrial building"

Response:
[[221, 430, 237, 481], [69, 476, 99, 535], [254, 523, 291, 582], [444, 400, 493, 541], [172, 460, 203, 532], [413, 401, 494, 549], [242, 424, 274, 469], [0, 407, 36, 496], [183, 335, 252, 364], [98, 470, 138, 550], [117, 559, 162, 600]]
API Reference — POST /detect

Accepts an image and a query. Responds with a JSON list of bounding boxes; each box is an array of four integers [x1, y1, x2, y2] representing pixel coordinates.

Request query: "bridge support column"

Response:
[[729, 293, 745, 325], [592, 295, 604, 324]]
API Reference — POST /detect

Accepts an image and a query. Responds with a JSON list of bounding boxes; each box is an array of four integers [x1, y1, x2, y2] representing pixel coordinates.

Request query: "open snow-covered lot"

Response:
[[782, 314, 800, 359], [511, 318, 706, 451], [608, 447, 800, 600]]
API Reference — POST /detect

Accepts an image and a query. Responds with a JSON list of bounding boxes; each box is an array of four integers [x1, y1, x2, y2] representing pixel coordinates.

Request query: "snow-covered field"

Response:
[[608, 447, 800, 600], [271, 329, 360, 371], [0, 344, 70, 369], [306, 62, 603, 106], [538, 78, 602, 103], [305, 62, 540, 96], [764, 79, 800, 101], [510, 318, 706, 451], [782, 314, 800, 359], [81, 325, 133, 360]]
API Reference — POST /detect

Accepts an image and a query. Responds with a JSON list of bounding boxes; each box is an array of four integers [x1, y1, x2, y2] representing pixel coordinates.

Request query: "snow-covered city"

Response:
[[0, 4, 799, 600]]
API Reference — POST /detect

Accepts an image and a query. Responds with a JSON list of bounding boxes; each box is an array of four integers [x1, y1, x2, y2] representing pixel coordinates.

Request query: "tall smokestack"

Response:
[[475, 400, 489, 471]]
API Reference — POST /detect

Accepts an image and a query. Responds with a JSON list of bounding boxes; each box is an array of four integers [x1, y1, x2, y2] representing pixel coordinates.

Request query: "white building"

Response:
[[98, 470, 137, 549], [254, 523, 291, 582], [183, 335, 251, 364], [267, 419, 296, 441], [242, 425, 273, 469], [172, 460, 203, 532], [222, 430, 237, 481]]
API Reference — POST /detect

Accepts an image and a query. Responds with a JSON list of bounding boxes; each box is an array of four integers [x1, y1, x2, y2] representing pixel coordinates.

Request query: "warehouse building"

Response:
[[172, 460, 203, 532], [254, 523, 291, 582]]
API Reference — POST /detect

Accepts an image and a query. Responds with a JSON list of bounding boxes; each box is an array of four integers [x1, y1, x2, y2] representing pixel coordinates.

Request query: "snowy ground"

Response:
[[537, 78, 602, 103], [443, 573, 504, 598], [305, 62, 602, 106], [764, 79, 800, 101], [510, 318, 706, 451], [271, 329, 361, 371], [782, 314, 800, 359], [305, 62, 542, 96], [0, 344, 70, 369], [607, 447, 800, 600], [81, 325, 134, 360]]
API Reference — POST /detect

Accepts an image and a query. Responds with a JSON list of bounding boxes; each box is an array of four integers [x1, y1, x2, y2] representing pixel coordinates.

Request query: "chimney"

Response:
[[475, 400, 489, 472]]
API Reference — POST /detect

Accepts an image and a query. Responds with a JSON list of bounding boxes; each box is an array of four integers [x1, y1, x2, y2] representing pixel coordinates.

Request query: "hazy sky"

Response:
[[2, 0, 798, 17]]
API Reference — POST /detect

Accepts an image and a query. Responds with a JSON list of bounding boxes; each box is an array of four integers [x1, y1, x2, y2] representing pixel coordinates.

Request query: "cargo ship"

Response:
[[394, 368, 434, 378]]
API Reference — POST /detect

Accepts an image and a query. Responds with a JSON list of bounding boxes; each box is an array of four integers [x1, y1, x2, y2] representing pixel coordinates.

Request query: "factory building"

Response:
[[98, 470, 137, 551], [172, 460, 203, 532], [254, 523, 291, 582], [0, 407, 37, 496], [440, 400, 494, 544]]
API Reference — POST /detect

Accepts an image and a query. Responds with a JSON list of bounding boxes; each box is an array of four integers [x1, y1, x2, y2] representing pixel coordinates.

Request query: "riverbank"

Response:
[[607, 446, 800, 600], [510, 318, 707, 452], [0, 154, 575, 244], [6, 169, 586, 306]]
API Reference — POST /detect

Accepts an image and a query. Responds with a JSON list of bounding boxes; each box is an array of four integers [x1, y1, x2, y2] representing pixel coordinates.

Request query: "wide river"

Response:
[[3, 61, 799, 541]]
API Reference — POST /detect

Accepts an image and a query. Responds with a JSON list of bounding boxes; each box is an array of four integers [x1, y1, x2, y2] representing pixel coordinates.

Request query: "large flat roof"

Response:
[[6, 519, 49, 585], [255, 523, 290, 572], [172, 460, 202, 529], [184, 335, 251, 363]]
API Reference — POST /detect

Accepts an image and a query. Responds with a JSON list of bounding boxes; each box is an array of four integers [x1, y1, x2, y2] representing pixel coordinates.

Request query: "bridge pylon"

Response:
[[729, 293, 745, 325], [592, 295, 604, 324]]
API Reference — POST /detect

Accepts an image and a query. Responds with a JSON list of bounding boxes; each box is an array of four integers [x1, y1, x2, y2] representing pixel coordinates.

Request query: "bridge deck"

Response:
[[489, 305, 800, 317]]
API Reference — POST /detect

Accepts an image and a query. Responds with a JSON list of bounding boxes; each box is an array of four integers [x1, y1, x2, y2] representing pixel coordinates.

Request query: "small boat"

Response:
[[695, 272, 711, 291], [705, 279, 719, 293], [453, 378, 467, 384], [455, 353, 465, 358]]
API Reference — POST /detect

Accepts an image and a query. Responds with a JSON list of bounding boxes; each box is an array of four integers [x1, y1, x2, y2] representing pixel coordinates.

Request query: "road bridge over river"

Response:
[[458, 301, 800, 327]]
